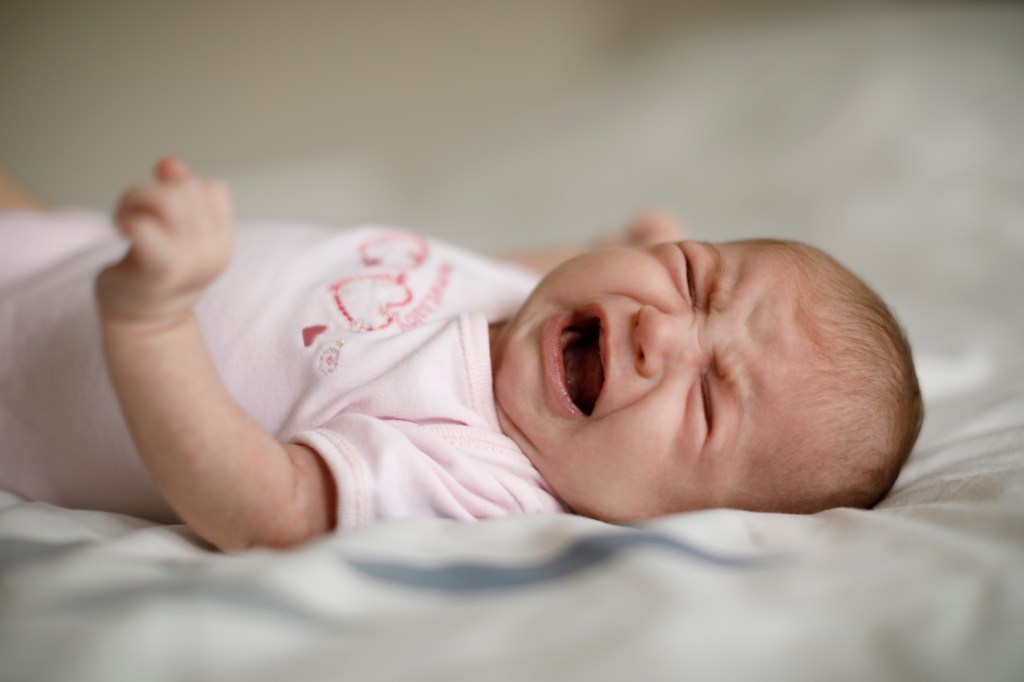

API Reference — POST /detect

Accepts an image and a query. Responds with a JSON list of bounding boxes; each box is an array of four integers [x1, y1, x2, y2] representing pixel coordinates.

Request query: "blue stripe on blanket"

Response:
[[347, 529, 772, 593]]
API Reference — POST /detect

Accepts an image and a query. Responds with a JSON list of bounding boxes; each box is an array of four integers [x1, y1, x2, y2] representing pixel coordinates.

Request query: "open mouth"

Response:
[[561, 314, 605, 416]]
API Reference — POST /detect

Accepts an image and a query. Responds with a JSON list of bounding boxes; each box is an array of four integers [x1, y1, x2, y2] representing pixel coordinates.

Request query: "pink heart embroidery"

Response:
[[302, 325, 328, 347], [329, 272, 412, 333]]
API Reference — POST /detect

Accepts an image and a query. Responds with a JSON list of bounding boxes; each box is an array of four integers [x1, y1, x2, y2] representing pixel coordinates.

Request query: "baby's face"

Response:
[[490, 240, 826, 521]]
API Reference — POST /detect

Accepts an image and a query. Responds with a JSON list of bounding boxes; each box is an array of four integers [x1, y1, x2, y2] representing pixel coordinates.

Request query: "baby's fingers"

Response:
[[117, 213, 177, 276], [115, 185, 175, 238], [115, 179, 212, 240], [155, 157, 192, 184]]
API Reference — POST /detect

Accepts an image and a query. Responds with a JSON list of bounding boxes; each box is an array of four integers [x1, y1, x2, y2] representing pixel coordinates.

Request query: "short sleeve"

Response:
[[292, 413, 563, 531]]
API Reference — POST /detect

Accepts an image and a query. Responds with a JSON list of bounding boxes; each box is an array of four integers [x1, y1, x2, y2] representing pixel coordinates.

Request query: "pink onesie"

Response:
[[0, 210, 566, 528]]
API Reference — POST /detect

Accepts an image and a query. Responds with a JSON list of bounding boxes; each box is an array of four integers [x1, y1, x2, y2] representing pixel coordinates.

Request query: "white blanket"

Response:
[[1, 314, 1022, 681]]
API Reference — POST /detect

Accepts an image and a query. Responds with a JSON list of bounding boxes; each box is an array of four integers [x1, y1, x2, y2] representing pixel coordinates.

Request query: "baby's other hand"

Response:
[[595, 209, 687, 249], [97, 158, 234, 325]]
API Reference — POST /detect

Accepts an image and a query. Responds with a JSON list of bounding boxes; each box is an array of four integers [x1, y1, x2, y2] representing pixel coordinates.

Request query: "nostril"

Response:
[[634, 308, 650, 371]]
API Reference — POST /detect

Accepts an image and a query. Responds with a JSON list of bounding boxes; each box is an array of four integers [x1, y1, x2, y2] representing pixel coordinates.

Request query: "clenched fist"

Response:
[[96, 157, 234, 326]]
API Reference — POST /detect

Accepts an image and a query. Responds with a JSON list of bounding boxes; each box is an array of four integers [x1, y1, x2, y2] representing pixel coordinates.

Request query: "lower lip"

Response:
[[542, 313, 583, 418]]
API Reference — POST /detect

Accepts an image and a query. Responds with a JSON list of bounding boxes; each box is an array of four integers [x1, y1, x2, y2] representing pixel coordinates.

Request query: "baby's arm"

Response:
[[498, 209, 686, 274], [96, 158, 335, 551]]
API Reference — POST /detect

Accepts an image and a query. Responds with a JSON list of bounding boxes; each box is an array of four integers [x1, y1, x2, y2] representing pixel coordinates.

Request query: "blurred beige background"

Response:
[[1, 0, 1022, 325], [2, 0, 656, 208]]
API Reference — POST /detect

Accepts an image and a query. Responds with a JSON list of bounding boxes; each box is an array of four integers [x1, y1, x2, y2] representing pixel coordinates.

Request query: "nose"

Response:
[[633, 305, 700, 378]]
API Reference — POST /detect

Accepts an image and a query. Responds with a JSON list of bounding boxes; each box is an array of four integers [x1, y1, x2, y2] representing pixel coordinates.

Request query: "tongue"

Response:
[[564, 335, 603, 416]]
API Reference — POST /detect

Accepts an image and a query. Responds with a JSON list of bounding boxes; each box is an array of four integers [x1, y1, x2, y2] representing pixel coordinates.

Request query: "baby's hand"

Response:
[[96, 158, 234, 326], [595, 209, 687, 249]]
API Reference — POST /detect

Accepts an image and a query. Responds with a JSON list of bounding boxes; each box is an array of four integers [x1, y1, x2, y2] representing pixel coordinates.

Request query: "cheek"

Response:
[[494, 357, 533, 425], [582, 412, 676, 473], [521, 267, 578, 312], [539, 251, 638, 298], [619, 389, 688, 454]]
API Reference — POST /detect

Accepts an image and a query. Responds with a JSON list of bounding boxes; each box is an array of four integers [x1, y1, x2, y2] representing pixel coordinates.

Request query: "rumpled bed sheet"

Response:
[[1, 307, 1022, 682]]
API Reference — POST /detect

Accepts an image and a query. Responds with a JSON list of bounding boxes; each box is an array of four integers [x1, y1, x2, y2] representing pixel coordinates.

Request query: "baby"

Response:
[[0, 159, 923, 550]]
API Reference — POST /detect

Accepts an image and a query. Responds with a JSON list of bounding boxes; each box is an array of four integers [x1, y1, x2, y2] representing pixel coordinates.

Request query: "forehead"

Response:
[[706, 241, 832, 484], [709, 240, 818, 384], [715, 239, 807, 299]]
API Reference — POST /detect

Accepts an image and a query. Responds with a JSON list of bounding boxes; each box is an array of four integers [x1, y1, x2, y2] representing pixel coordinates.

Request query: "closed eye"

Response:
[[685, 253, 697, 305], [701, 375, 713, 432]]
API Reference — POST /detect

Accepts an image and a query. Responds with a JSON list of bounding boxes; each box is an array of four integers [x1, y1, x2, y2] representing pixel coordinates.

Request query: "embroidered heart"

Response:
[[329, 272, 413, 333], [302, 324, 328, 347]]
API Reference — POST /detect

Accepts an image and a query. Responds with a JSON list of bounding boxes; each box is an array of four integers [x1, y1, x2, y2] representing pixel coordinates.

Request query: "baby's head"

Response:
[[490, 238, 922, 522]]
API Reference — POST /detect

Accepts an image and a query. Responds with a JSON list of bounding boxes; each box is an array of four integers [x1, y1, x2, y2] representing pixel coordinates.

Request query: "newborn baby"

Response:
[[0, 159, 922, 550]]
